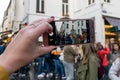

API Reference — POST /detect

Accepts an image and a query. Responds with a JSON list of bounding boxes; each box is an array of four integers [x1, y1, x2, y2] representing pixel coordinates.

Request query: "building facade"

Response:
[[10, 0, 24, 33], [73, 0, 120, 44], [3, 0, 120, 44], [1, 0, 12, 42], [22, 0, 72, 41], [22, 0, 71, 24], [2, 0, 12, 31]]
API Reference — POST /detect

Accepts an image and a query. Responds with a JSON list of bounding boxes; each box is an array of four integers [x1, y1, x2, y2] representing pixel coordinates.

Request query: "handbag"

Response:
[[102, 54, 109, 66]]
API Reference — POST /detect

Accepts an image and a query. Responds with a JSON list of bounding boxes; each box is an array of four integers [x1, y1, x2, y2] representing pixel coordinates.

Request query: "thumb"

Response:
[[35, 46, 56, 57]]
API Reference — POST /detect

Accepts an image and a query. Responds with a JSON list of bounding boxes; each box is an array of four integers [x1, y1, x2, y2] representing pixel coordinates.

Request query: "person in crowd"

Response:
[[72, 34, 80, 44], [96, 42, 110, 80], [43, 52, 53, 78], [107, 38, 116, 67], [0, 18, 56, 80], [77, 43, 99, 80], [56, 32, 65, 45], [83, 34, 88, 43], [63, 45, 78, 80], [37, 51, 54, 79], [89, 43, 100, 80], [108, 57, 120, 80], [110, 42, 120, 64], [105, 42, 120, 80], [51, 46, 66, 79], [0, 41, 6, 55], [65, 34, 73, 44], [109, 38, 115, 53], [71, 26, 76, 35], [37, 55, 45, 79]]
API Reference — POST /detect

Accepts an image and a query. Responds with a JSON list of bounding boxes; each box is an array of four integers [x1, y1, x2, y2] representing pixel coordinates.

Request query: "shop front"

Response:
[[104, 16, 120, 43], [0, 30, 12, 43]]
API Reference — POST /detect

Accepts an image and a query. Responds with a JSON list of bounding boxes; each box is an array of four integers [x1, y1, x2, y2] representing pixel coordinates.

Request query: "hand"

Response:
[[0, 18, 56, 74], [105, 43, 109, 48]]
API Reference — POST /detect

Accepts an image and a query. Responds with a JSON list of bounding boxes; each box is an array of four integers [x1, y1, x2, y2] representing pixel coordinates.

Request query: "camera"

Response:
[[43, 19, 95, 46]]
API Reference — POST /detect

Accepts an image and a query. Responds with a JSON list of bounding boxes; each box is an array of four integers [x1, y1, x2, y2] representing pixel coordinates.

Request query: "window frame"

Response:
[[104, 0, 110, 3], [36, 0, 45, 13], [88, 0, 95, 5], [62, 0, 69, 16]]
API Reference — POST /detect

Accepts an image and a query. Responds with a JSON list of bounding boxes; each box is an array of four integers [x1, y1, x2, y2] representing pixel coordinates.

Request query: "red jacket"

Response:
[[97, 47, 110, 63]]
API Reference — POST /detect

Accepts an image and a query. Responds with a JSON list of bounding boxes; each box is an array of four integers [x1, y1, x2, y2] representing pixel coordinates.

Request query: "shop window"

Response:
[[88, 0, 95, 5], [62, 0, 69, 16], [36, 0, 45, 13]]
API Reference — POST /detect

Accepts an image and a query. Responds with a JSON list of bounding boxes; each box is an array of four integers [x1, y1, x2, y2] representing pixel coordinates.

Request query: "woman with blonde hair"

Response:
[[77, 43, 99, 80]]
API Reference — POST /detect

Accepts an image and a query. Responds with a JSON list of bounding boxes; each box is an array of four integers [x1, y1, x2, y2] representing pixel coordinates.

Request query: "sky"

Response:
[[0, 0, 10, 25]]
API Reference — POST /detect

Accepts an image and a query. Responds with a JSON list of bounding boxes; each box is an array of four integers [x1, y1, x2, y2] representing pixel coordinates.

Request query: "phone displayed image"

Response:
[[43, 19, 95, 46]]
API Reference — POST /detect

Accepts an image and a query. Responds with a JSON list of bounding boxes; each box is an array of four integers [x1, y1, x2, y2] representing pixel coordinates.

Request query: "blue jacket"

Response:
[[0, 45, 5, 55]]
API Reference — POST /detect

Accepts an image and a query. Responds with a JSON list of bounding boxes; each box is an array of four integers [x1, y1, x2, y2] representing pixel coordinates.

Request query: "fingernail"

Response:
[[50, 16, 54, 18], [48, 30, 52, 33]]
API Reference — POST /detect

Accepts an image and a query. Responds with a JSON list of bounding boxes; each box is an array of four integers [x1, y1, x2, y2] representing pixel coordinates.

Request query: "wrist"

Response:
[[0, 54, 18, 74]]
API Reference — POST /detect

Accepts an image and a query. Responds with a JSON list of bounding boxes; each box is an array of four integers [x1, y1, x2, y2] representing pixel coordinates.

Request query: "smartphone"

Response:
[[43, 19, 95, 46]]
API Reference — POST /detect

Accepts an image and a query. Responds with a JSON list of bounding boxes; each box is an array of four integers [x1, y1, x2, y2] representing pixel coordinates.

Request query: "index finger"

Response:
[[36, 18, 54, 24], [44, 17, 54, 23], [29, 17, 54, 28], [32, 18, 54, 39]]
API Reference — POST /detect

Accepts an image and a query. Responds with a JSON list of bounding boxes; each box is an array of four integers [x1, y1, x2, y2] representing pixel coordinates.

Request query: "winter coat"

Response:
[[97, 47, 110, 66], [0, 45, 5, 55], [77, 54, 99, 80], [109, 58, 120, 80], [63, 46, 78, 63]]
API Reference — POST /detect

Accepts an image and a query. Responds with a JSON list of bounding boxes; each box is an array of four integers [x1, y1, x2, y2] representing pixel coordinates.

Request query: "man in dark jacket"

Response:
[[109, 38, 115, 53]]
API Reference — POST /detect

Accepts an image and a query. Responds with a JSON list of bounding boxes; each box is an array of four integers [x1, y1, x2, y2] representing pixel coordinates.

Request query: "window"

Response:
[[78, 29, 80, 33], [78, 22, 80, 26], [81, 21, 83, 26], [88, 0, 91, 4], [62, 0, 69, 16], [88, 0, 95, 5], [5, 10, 8, 16], [66, 24, 69, 29], [36, 0, 45, 13], [104, 0, 110, 3]]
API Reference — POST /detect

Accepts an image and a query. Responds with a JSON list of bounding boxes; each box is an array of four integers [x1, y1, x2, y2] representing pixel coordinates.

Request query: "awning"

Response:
[[0, 30, 12, 40], [0, 30, 12, 34], [104, 16, 120, 30]]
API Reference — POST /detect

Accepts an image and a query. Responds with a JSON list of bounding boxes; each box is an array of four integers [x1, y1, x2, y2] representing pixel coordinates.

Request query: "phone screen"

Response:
[[43, 19, 95, 46]]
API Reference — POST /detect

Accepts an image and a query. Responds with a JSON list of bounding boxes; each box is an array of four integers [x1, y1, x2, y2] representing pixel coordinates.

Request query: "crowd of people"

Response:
[[36, 37, 120, 80], [1, 38, 119, 80], [55, 24, 89, 45], [55, 32, 88, 45]]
